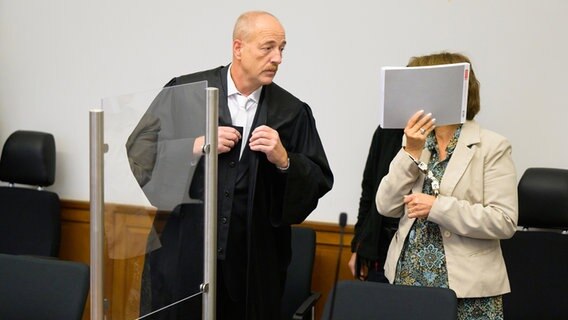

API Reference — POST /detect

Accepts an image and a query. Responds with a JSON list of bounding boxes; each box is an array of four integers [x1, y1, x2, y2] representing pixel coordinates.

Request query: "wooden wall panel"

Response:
[[59, 200, 92, 320], [59, 200, 355, 320]]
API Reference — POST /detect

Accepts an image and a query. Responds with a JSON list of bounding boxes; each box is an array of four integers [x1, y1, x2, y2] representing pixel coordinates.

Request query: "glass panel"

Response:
[[101, 81, 207, 319]]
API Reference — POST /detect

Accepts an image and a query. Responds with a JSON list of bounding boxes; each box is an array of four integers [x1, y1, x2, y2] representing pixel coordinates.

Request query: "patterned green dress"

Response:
[[393, 126, 503, 320]]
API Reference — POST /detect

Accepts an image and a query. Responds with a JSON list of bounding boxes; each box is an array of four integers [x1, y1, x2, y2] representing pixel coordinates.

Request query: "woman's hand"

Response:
[[404, 110, 436, 159], [404, 193, 436, 219]]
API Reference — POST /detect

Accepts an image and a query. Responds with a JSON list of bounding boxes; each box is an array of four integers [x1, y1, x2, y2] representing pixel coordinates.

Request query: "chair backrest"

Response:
[[0, 253, 90, 320], [501, 167, 568, 319], [281, 226, 317, 319], [0, 130, 61, 257], [321, 280, 457, 320]]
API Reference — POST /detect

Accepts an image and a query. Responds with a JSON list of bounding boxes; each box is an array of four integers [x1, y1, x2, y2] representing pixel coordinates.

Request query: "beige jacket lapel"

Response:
[[440, 121, 480, 195]]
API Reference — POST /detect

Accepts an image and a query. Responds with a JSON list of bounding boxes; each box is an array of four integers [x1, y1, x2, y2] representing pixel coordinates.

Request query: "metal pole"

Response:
[[202, 88, 219, 320], [89, 109, 105, 320]]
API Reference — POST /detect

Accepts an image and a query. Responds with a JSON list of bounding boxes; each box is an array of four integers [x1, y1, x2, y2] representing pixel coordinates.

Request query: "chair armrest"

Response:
[[293, 291, 321, 320]]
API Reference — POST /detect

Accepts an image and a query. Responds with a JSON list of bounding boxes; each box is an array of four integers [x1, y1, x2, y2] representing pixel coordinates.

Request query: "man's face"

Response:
[[234, 16, 286, 93]]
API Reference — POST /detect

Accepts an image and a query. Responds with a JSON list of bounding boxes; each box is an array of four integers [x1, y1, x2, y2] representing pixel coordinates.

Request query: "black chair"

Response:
[[281, 226, 321, 320], [0, 130, 60, 257], [501, 167, 568, 320], [321, 280, 457, 320], [0, 253, 90, 320]]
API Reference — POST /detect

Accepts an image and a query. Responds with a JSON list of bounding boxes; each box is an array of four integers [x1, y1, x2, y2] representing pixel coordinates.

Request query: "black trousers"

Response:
[[366, 267, 389, 283], [168, 260, 246, 320], [139, 203, 249, 320]]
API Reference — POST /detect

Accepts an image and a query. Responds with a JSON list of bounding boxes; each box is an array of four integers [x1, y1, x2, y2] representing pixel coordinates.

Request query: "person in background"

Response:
[[376, 51, 518, 319], [348, 126, 403, 282], [127, 10, 333, 320]]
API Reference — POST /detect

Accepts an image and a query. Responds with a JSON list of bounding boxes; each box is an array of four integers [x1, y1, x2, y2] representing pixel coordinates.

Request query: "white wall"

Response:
[[1, 0, 567, 224]]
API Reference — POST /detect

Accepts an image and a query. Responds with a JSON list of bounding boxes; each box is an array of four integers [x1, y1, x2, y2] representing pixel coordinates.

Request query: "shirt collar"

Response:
[[227, 64, 262, 103]]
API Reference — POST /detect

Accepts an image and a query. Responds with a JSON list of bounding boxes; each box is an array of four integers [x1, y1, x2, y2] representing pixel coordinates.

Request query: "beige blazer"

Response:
[[376, 120, 518, 298]]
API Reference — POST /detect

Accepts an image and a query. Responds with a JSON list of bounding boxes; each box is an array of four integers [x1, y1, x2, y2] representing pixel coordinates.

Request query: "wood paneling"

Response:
[[59, 200, 92, 320], [59, 200, 355, 320]]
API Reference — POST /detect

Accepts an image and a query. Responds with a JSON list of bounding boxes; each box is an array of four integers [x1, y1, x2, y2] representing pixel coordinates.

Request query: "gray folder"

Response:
[[379, 62, 469, 128]]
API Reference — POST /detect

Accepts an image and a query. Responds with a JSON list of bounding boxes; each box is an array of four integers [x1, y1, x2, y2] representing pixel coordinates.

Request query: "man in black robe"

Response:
[[126, 10, 333, 320]]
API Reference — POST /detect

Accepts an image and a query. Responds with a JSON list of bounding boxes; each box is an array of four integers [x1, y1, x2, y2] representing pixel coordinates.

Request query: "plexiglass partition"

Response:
[[94, 81, 213, 319]]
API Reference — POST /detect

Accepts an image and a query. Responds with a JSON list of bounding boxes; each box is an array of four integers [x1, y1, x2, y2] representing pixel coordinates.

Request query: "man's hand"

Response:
[[249, 125, 288, 168], [193, 126, 242, 155]]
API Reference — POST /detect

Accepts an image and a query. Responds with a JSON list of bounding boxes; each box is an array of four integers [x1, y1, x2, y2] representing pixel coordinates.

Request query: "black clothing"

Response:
[[351, 126, 404, 280]]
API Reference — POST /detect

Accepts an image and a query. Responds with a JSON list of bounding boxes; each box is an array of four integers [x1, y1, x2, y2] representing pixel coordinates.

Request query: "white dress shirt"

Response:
[[227, 65, 262, 158]]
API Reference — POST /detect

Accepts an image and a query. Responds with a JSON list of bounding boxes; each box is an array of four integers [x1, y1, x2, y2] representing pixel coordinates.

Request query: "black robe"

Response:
[[128, 65, 333, 319]]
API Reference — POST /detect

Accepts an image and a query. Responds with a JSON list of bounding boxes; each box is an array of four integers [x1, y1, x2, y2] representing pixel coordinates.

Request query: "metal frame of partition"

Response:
[[89, 87, 219, 320], [89, 109, 105, 320], [202, 87, 219, 320]]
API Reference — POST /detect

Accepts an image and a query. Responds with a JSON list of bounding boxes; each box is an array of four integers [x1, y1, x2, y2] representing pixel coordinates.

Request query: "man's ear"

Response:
[[233, 39, 243, 60]]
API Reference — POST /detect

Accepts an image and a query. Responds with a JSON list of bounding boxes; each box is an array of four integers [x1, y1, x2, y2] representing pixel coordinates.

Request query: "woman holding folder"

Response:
[[376, 52, 518, 320]]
